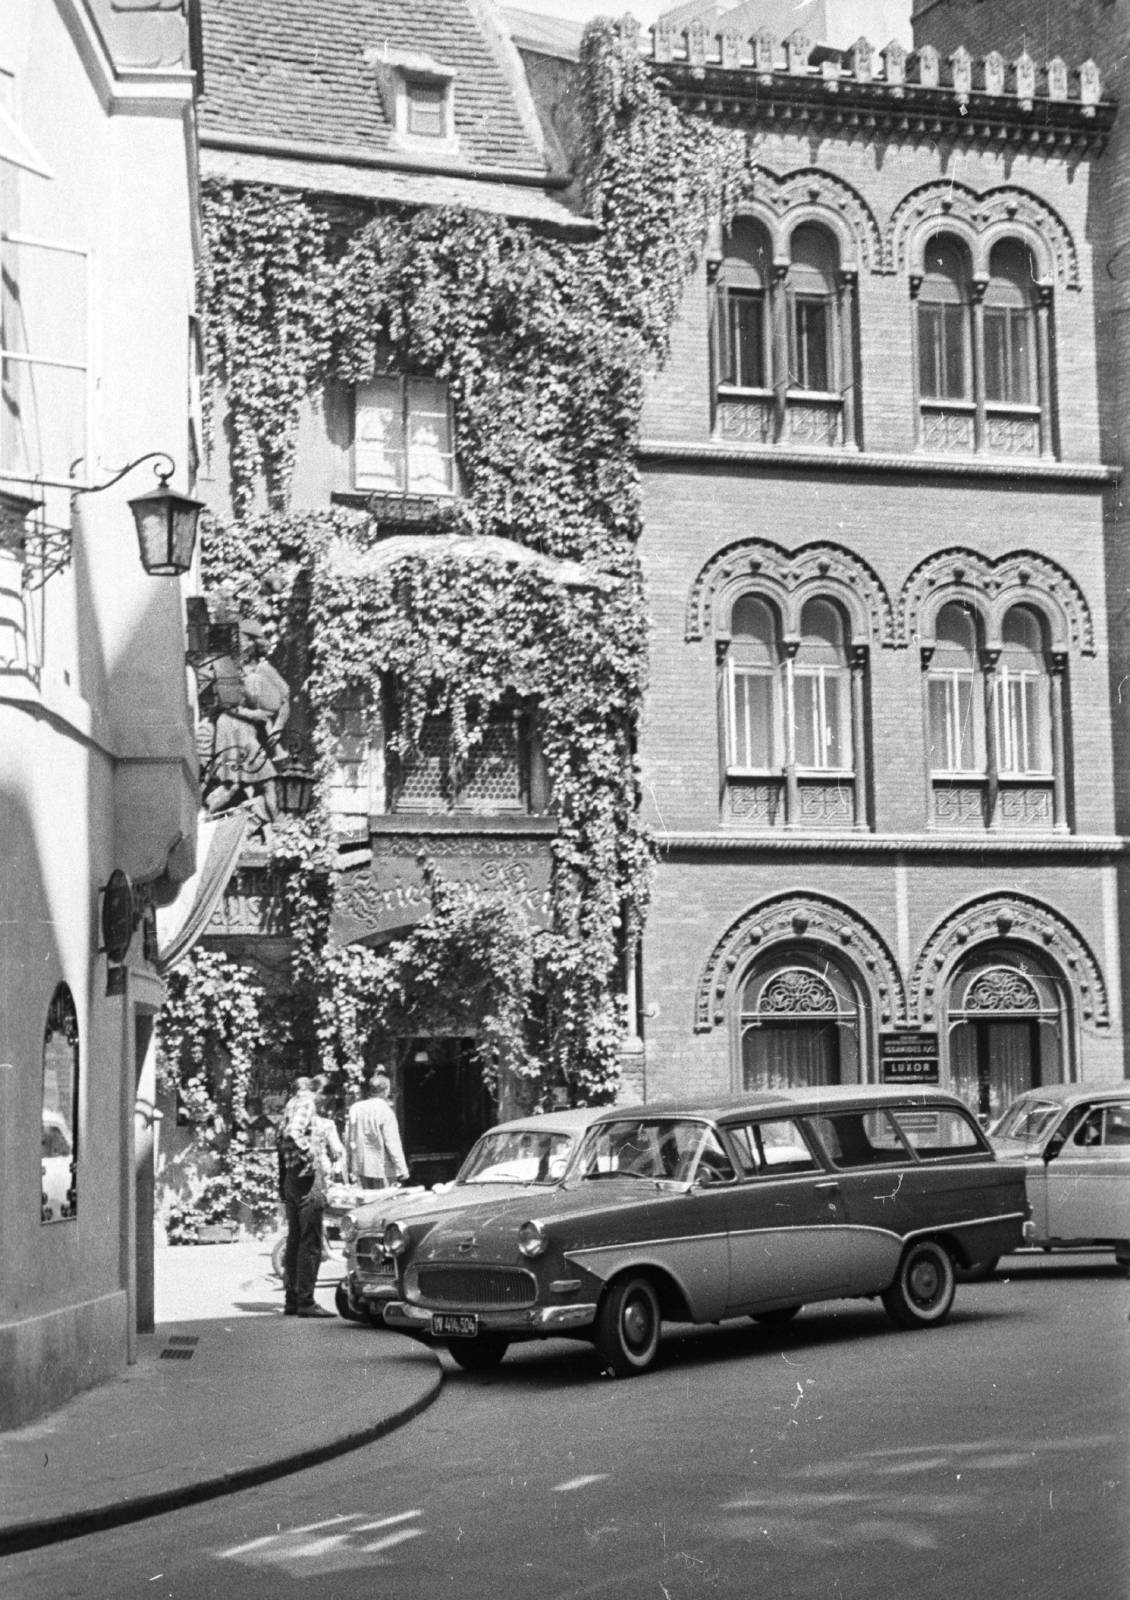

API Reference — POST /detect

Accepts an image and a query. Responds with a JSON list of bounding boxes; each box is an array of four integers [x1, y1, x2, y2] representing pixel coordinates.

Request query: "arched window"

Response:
[[716, 219, 772, 391], [917, 234, 972, 402], [41, 984, 79, 1224], [947, 949, 1067, 1123], [984, 241, 1038, 406], [727, 595, 781, 770], [791, 599, 851, 772], [996, 606, 1051, 776], [788, 225, 839, 395], [740, 952, 863, 1090], [927, 602, 984, 774]]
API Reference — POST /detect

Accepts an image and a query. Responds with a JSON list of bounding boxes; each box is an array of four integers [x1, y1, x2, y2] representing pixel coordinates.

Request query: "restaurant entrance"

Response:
[[396, 1037, 491, 1187]]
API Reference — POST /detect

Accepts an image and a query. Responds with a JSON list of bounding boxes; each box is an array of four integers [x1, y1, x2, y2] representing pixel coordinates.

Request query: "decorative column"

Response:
[[982, 646, 1001, 829], [1049, 651, 1069, 833], [784, 644, 799, 826], [772, 260, 790, 443], [909, 274, 923, 450], [839, 269, 858, 448], [972, 277, 988, 454], [1036, 286, 1054, 458], [850, 644, 868, 830]]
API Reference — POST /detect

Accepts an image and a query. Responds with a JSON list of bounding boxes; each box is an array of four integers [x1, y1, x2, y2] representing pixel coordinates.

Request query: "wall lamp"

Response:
[[75, 452, 204, 577]]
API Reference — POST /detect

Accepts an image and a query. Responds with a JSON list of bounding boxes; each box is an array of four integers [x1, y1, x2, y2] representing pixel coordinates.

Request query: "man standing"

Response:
[[278, 1075, 335, 1317], [346, 1071, 409, 1190]]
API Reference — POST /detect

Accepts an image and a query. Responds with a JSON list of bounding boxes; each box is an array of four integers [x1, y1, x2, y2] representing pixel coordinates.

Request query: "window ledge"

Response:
[[656, 832, 1118, 856], [370, 813, 558, 835]]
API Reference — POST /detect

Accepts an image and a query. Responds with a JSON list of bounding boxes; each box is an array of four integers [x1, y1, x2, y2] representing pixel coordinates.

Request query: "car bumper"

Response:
[[383, 1301, 598, 1336]]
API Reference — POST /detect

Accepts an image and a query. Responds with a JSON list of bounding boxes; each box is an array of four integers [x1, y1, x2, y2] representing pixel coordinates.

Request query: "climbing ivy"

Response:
[[189, 19, 752, 1119]]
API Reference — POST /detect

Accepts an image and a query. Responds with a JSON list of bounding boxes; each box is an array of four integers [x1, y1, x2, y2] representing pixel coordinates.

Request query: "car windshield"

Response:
[[576, 1119, 709, 1183], [456, 1129, 574, 1186], [991, 1099, 1063, 1144]]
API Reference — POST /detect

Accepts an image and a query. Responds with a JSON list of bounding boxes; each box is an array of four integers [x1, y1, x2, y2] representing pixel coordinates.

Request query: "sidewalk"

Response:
[[0, 1237, 442, 1555]]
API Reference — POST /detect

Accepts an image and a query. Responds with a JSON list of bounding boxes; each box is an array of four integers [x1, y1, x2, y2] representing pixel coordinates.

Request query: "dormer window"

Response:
[[406, 79, 446, 138]]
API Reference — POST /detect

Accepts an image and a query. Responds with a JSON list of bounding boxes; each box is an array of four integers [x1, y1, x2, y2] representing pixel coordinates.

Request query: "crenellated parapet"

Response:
[[642, 23, 1112, 153]]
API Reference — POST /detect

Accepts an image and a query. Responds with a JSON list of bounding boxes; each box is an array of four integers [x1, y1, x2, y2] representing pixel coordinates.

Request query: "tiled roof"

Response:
[[199, 0, 548, 175]]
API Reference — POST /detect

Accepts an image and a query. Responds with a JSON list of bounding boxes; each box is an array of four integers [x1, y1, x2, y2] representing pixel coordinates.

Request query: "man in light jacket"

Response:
[[346, 1071, 409, 1189]]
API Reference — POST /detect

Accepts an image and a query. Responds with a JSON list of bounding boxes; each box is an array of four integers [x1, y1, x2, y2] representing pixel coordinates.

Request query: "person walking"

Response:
[[346, 1070, 409, 1190], [277, 1075, 335, 1317]]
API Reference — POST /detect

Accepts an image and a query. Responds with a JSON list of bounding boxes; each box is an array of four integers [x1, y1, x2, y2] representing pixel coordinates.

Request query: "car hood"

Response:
[[348, 1181, 568, 1237], [412, 1178, 688, 1263]]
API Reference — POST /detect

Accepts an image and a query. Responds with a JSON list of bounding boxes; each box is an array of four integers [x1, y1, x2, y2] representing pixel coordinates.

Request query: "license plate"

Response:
[[432, 1313, 478, 1338]]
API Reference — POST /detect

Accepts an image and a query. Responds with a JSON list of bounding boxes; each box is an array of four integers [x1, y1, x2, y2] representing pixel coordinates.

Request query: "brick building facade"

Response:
[[631, 14, 1125, 1119]]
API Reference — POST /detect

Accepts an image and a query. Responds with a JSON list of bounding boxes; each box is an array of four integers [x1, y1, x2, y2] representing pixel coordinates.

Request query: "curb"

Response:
[[0, 1352, 444, 1558]]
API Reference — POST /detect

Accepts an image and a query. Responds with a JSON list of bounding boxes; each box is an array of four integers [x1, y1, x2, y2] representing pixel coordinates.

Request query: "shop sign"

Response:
[[879, 1032, 940, 1084], [332, 834, 554, 945]]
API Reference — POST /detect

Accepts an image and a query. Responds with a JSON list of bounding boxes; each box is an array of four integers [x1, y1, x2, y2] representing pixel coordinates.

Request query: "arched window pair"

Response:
[[713, 219, 857, 448], [915, 233, 1053, 457], [725, 596, 865, 828], [927, 602, 1067, 831]]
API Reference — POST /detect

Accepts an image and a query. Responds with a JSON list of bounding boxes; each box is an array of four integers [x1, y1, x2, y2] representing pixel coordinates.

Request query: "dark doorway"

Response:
[[397, 1038, 491, 1186]]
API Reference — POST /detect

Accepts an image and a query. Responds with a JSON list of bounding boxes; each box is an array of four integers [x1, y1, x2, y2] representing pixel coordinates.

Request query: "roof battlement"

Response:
[[633, 17, 1113, 153]]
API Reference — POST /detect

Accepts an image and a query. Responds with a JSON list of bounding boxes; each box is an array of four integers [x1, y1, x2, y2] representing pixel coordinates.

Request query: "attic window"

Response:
[[406, 79, 446, 138]]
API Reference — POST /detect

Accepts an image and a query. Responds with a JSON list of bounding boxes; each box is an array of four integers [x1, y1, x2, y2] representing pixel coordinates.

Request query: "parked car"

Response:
[[41, 1109, 75, 1222], [989, 1085, 1130, 1272], [336, 1106, 609, 1323], [382, 1086, 1030, 1375]]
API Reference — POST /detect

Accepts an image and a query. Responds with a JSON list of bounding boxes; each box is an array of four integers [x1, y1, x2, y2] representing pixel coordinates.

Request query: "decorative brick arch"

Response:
[[910, 892, 1109, 1033], [736, 165, 884, 274], [898, 547, 1095, 656], [886, 179, 1080, 289], [695, 891, 907, 1033], [687, 537, 896, 647]]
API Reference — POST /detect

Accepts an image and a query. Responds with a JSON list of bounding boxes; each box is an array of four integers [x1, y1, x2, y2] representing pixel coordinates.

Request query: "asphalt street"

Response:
[[4, 1254, 1126, 1600]]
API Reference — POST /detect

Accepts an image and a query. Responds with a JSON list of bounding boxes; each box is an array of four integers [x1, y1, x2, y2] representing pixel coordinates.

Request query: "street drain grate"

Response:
[[161, 1335, 200, 1361]]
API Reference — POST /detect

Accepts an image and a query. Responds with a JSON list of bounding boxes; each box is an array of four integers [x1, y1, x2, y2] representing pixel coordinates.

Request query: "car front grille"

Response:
[[355, 1237, 395, 1277], [417, 1265, 537, 1308]]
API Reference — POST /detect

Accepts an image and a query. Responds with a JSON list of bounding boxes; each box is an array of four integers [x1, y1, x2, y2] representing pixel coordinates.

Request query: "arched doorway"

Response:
[[946, 951, 1067, 1123], [739, 953, 864, 1090]]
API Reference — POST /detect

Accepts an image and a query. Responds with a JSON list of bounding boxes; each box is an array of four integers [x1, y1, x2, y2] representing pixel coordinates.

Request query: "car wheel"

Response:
[[446, 1336, 510, 1372], [881, 1240, 956, 1330], [752, 1305, 802, 1326], [595, 1274, 662, 1377], [270, 1237, 286, 1281], [954, 1256, 1000, 1283], [334, 1279, 363, 1321]]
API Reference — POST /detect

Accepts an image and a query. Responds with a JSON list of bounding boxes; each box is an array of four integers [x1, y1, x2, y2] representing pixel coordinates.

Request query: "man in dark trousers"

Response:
[[277, 1075, 334, 1317]]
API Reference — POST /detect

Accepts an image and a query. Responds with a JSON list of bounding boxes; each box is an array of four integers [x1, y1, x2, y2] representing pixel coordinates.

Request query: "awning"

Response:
[[156, 809, 249, 973]]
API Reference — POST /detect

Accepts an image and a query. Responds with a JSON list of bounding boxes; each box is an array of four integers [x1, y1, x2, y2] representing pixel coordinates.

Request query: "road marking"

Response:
[[354, 1511, 422, 1532], [552, 1473, 609, 1492], [216, 1511, 424, 1576], [359, 1529, 424, 1554]]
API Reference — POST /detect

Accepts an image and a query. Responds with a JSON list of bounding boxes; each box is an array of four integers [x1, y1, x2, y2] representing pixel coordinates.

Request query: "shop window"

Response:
[[739, 955, 862, 1091], [354, 376, 455, 496], [41, 983, 79, 1224]]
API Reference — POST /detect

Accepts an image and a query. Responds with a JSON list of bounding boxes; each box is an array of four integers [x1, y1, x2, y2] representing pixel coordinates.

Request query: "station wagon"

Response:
[[381, 1086, 1031, 1375]]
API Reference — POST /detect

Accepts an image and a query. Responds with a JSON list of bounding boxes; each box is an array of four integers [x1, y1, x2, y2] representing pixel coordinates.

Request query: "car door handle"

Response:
[[814, 1181, 840, 1192]]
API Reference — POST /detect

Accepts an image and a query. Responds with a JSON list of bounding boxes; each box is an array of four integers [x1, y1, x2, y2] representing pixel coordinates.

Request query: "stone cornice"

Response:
[[656, 832, 1125, 856], [638, 440, 1119, 485]]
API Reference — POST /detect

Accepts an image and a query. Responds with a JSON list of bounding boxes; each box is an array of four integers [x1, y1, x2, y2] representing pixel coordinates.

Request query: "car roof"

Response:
[[1003, 1083, 1130, 1107], [587, 1086, 971, 1124]]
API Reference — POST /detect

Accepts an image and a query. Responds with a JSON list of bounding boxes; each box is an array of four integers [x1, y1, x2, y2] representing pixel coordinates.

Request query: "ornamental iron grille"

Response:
[[962, 965, 1042, 1014], [756, 967, 839, 1017]]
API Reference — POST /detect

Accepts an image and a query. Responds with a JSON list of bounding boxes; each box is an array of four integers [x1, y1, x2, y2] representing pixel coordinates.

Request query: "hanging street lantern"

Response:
[[128, 466, 205, 577], [273, 764, 317, 816]]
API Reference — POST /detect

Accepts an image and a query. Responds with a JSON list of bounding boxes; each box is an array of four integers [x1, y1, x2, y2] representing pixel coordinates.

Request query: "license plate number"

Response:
[[432, 1313, 478, 1338]]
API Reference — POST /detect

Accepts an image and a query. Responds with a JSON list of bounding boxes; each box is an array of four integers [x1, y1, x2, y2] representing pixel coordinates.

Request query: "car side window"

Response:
[[693, 1128, 737, 1186], [1104, 1105, 1130, 1145], [811, 1111, 909, 1167], [1072, 1104, 1130, 1148], [889, 1107, 986, 1160], [727, 1118, 819, 1178], [1072, 1108, 1104, 1148]]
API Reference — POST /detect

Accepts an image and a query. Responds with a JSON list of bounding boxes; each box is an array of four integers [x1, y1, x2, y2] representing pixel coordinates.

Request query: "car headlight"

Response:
[[383, 1220, 409, 1257], [518, 1220, 548, 1258], [340, 1214, 358, 1246]]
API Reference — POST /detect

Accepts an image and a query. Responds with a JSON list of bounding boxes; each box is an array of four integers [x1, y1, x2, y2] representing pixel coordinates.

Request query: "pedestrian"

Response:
[[277, 1074, 334, 1317], [346, 1069, 409, 1190]]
